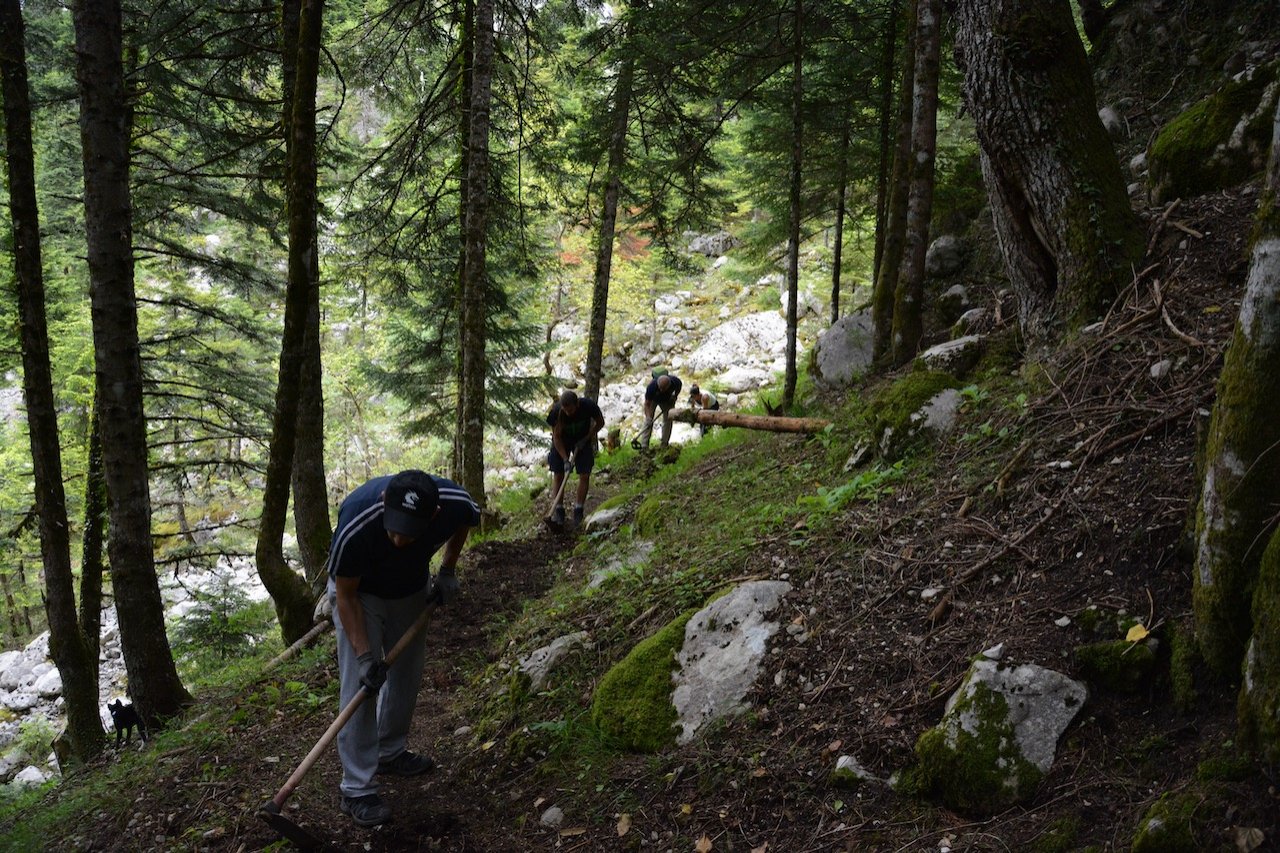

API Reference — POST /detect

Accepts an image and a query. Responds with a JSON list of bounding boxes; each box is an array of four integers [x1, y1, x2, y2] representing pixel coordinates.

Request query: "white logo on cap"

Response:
[[402, 490, 419, 510]]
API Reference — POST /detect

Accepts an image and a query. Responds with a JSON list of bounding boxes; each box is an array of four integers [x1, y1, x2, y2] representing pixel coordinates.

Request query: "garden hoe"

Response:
[[543, 452, 574, 534], [258, 599, 438, 850]]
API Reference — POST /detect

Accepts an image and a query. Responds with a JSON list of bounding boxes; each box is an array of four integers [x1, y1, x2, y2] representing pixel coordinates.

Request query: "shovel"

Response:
[[259, 599, 438, 850], [543, 452, 574, 534]]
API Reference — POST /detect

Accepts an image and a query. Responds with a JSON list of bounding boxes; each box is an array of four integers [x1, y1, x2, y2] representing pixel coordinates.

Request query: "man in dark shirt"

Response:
[[638, 372, 682, 450], [547, 390, 605, 528], [326, 469, 480, 827]]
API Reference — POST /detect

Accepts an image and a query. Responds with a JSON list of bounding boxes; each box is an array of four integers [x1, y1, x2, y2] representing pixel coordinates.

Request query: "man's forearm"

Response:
[[336, 589, 370, 657], [440, 526, 471, 570]]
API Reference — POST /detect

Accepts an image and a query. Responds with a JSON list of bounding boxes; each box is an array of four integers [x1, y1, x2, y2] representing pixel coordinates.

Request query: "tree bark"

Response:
[[872, 0, 916, 366], [782, 0, 803, 411], [73, 0, 190, 725], [79, 396, 106, 665], [584, 53, 634, 401], [283, 0, 332, 590], [255, 0, 326, 644], [3, 0, 104, 761], [871, 0, 901, 292], [457, 0, 494, 504], [1195, 101, 1280, 679], [890, 0, 940, 367], [668, 409, 831, 433], [453, 0, 473, 481], [830, 102, 850, 325], [952, 0, 1143, 342]]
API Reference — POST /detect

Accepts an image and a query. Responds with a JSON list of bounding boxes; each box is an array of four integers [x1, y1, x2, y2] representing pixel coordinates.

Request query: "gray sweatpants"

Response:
[[638, 401, 674, 448], [328, 579, 430, 798]]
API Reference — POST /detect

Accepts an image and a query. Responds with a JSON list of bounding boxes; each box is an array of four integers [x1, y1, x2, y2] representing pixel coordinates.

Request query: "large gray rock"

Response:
[[686, 312, 788, 374], [917, 336, 984, 379], [687, 231, 737, 256], [672, 580, 791, 745], [716, 364, 774, 393], [925, 235, 966, 277], [811, 310, 874, 390]]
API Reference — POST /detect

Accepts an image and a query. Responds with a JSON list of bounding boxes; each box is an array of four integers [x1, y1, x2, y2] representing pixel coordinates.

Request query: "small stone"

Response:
[[540, 805, 565, 829], [982, 643, 1004, 660], [1055, 616, 1072, 628], [454, 725, 473, 737], [920, 588, 943, 602], [1150, 359, 1172, 380]]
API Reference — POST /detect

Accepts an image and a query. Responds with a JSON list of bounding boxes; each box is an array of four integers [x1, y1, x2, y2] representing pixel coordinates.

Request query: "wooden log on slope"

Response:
[[669, 408, 830, 433]]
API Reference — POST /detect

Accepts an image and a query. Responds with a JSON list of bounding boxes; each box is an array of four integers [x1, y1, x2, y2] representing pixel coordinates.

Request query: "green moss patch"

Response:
[[1074, 638, 1158, 693], [1148, 64, 1278, 202], [590, 609, 695, 753], [861, 370, 961, 458], [1239, 525, 1280, 762], [1131, 791, 1201, 853]]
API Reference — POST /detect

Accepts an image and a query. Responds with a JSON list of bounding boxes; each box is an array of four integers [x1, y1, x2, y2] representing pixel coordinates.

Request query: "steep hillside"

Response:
[[2, 3, 1279, 852]]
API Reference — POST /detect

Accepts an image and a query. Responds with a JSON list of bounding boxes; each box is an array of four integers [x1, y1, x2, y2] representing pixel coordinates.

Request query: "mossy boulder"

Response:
[[1148, 64, 1278, 202], [863, 370, 961, 459], [633, 496, 664, 537], [912, 660, 1087, 815], [1239, 525, 1280, 763], [590, 610, 694, 752], [1074, 638, 1158, 693], [1131, 791, 1201, 853]]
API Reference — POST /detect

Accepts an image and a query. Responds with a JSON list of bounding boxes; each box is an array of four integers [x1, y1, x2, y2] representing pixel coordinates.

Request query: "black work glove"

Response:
[[573, 436, 589, 455], [357, 651, 388, 693], [430, 566, 460, 606]]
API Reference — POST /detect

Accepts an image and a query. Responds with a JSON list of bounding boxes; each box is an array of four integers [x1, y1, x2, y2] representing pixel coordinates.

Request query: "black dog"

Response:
[[107, 699, 147, 747]]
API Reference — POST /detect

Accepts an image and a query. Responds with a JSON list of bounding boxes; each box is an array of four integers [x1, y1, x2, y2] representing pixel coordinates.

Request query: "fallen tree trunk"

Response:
[[670, 409, 831, 433]]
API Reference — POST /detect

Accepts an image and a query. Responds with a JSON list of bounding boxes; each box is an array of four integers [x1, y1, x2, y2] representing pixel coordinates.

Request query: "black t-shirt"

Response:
[[645, 376, 682, 406], [327, 474, 481, 599], [547, 397, 604, 444]]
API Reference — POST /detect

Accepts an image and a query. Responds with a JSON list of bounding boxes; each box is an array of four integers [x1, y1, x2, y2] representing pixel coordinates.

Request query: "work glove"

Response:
[[357, 651, 388, 693], [430, 566, 460, 606], [312, 593, 333, 623], [574, 436, 590, 455]]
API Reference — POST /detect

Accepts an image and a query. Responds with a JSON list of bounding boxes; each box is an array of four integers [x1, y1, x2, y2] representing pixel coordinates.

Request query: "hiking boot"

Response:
[[572, 506, 584, 528], [378, 750, 435, 777], [341, 794, 391, 827], [551, 505, 566, 526]]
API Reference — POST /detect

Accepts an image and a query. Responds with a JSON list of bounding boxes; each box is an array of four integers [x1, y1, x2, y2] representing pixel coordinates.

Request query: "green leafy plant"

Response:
[[798, 463, 904, 516]]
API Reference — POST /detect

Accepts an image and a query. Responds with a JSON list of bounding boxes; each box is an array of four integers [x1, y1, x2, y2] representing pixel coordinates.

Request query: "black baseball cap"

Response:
[[383, 470, 439, 538]]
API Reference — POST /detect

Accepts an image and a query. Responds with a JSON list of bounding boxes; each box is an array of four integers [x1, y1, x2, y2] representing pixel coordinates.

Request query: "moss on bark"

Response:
[[1239, 525, 1280, 763], [1130, 792, 1200, 853], [1074, 639, 1158, 694]]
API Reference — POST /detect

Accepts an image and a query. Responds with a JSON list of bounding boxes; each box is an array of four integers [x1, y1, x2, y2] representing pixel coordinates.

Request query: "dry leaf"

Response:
[[617, 814, 632, 837], [751, 845, 769, 853], [1126, 623, 1149, 642], [533, 796, 546, 809], [480, 740, 496, 751], [559, 827, 586, 837], [880, 713, 901, 728], [827, 739, 843, 753], [695, 834, 714, 852], [1234, 826, 1265, 853], [751, 767, 767, 778], [680, 803, 693, 816]]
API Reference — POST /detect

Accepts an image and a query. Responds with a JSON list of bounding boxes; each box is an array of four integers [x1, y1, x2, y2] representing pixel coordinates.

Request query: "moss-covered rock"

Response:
[[1239, 524, 1280, 763], [863, 370, 961, 459], [590, 609, 694, 753], [633, 496, 664, 537], [1130, 792, 1201, 853], [912, 661, 1085, 814], [1074, 638, 1158, 693], [1148, 64, 1278, 202], [1168, 621, 1198, 713]]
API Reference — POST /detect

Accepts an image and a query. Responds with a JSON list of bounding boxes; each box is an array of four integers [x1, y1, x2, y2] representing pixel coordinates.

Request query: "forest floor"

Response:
[[6, 183, 1280, 852]]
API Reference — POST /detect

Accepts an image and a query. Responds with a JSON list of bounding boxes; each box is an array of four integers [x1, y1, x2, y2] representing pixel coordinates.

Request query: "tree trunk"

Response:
[[453, 0, 473, 481], [830, 102, 851, 325], [457, 0, 493, 504], [669, 409, 830, 433], [1195, 102, 1280, 679], [255, 0, 326, 644], [871, 0, 901, 291], [2, 0, 104, 761], [283, 0, 332, 592], [782, 0, 803, 411], [73, 0, 190, 725], [584, 54, 634, 401], [890, 0, 940, 367], [79, 396, 106, 665], [872, 0, 916, 366], [952, 0, 1143, 342]]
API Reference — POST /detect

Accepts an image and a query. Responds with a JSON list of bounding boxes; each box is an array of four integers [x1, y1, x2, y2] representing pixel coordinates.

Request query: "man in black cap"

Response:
[[326, 470, 480, 827]]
